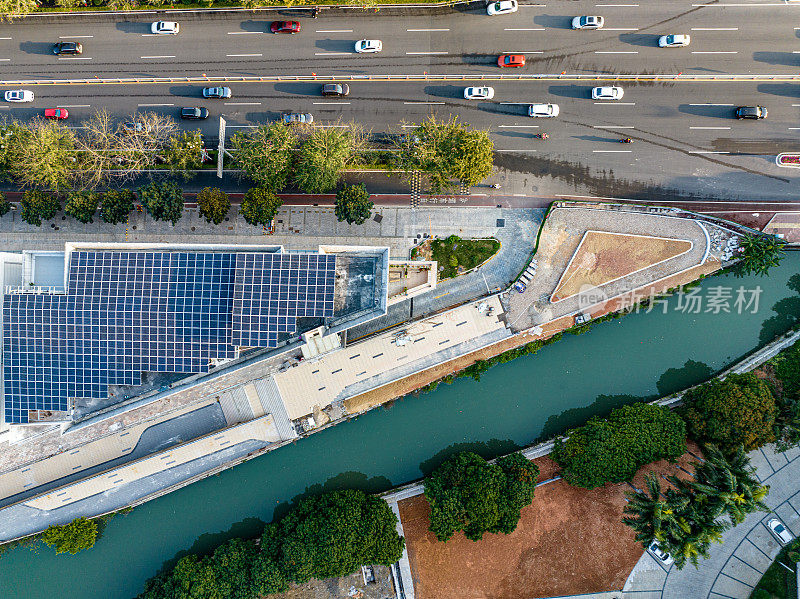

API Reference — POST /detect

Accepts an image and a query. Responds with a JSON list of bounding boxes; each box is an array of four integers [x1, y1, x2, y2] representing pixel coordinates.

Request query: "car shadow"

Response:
[[495, 131, 540, 140], [546, 84, 590, 99], [481, 104, 530, 116], [461, 53, 503, 66], [756, 83, 800, 98], [274, 82, 325, 96], [115, 21, 151, 35], [574, 134, 622, 143], [236, 20, 268, 33], [19, 41, 54, 55], [752, 51, 797, 67], [534, 14, 574, 29], [619, 33, 657, 48], [168, 85, 208, 99], [423, 85, 464, 99], [314, 39, 354, 52], [677, 104, 735, 118]]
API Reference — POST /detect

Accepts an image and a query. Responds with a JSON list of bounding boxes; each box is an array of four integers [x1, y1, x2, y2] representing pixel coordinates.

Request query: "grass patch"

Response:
[[430, 235, 500, 280], [750, 538, 799, 599]]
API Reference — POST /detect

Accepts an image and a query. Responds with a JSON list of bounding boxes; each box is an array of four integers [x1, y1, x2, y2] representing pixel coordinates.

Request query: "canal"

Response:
[[2, 255, 800, 599]]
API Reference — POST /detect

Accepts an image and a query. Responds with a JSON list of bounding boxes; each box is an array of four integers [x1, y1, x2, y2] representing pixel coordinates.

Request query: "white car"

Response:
[[648, 541, 674, 566], [151, 21, 179, 35], [528, 103, 559, 117], [659, 34, 690, 48], [464, 86, 495, 100], [4, 90, 33, 102], [768, 518, 794, 544], [592, 86, 624, 100], [355, 39, 382, 53], [572, 15, 604, 29], [487, 0, 518, 15]]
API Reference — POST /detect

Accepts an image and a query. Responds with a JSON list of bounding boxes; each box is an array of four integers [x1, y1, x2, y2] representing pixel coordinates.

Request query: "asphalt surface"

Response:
[[0, 1, 799, 199]]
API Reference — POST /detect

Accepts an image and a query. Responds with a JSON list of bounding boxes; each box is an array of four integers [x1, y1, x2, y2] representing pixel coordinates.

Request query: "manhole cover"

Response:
[[496, 218, 505, 227], [373, 213, 383, 223]]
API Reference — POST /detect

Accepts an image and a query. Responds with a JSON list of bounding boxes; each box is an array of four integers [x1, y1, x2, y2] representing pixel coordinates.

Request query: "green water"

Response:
[[2, 256, 800, 599]]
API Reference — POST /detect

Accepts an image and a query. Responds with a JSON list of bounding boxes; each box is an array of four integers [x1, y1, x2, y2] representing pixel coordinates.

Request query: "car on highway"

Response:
[[151, 21, 179, 34], [464, 86, 495, 100], [498, 54, 525, 67], [52, 41, 83, 55], [202, 87, 232, 99], [735, 105, 767, 119], [648, 541, 674, 566], [321, 83, 350, 97], [592, 86, 624, 100], [572, 15, 604, 29], [283, 112, 314, 125], [487, 0, 518, 15], [270, 21, 301, 34], [658, 34, 690, 48], [768, 518, 794, 544], [44, 108, 68, 119], [180, 107, 209, 120], [4, 90, 33, 102], [528, 103, 559, 117], [355, 39, 382, 53]]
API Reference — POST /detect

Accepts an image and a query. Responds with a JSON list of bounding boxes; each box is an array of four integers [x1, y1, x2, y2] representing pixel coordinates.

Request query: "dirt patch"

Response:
[[272, 565, 394, 599], [551, 231, 692, 302], [399, 445, 703, 599]]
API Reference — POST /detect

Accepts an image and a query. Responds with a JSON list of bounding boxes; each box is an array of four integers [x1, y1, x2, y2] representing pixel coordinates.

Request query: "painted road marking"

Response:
[[226, 53, 263, 57], [690, 150, 730, 153], [313, 102, 352, 105], [593, 149, 633, 152], [404, 101, 445, 105], [504, 27, 545, 30], [593, 125, 634, 128], [689, 103, 735, 106], [603, 27, 639, 30], [692, 27, 738, 30], [314, 52, 350, 56], [141, 55, 175, 59], [690, 126, 731, 129], [57, 104, 90, 108], [58, 57, 92, 60], [59, 35, 94, 38], [227, 31, 262, 35], [137, 103, 174, 107], [501, 50, 544, 53], [0, 37, 11, 40], [406, 51, 448, 55], [315, 29, 354, 33], [498, 124, 540, 128], [407, 28, 450, 31], [691, 51, 738, 54], [594, 102, 636, 104], [224, 102, 261, 105], [595, 51, 639, 53]]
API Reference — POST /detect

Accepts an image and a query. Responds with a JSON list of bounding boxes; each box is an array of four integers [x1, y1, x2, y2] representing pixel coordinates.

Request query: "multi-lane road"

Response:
[[1, 0, 800, 199]]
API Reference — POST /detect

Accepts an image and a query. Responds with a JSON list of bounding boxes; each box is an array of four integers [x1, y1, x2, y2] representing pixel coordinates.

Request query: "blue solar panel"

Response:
[[3, 250, 337, 424]]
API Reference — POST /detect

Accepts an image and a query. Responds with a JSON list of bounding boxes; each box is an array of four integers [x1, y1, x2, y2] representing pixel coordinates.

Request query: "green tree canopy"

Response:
[[5, 119, 76, 191], [100, 189, 135, 224], [334, 183, 373, 225], [65, 190, 100, 224], [0, 0, 39, 21], [139, 180, 184, 225], [735, 234, 787, 277], [162, 131, 204, 178], [20, 190, 61, 226], [196, 187, 230, 225], [424, 451, 539, 542], [680, 372, 776, 453], [240, 187, 282, 228], [294, 126, 359, 193], [552, 402, 687, 489], [231, 123, 297, 190], [42, 517, 98, 555], [0, 191, 11, 217]]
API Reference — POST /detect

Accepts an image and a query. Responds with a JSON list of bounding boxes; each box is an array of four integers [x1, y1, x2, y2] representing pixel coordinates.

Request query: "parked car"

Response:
[[464, 86, 495, 100], [270, 21, 301, 34], [648, 541, 674, 566], [487, 0, 518, 15], [658, 34, 690, 48], [528, 103, 559, 117], [44, 108, 68, 119], [151, 21, 179, 34], [592, 86, 624, 100], [572, 15, 604, 29], [321, 83, 350, 97], [283, 112, 314, 124], [355, 39, 382, 53], [4, 90, 33, 102], [180, 107, 209, 120], [768, 518, 794, 544], [52, 41, 83, 55], [202, 87, 232, 99], [497, 54, 525, 68], [735, 105, 767, 119]]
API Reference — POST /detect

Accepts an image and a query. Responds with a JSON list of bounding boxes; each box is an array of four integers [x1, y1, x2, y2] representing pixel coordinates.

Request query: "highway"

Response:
[[0, 0, 799, 199]]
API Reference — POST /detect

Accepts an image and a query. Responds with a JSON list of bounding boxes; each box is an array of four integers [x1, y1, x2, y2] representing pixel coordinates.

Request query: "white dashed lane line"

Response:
[[141, 55, 175, 59], [690, 126, 732, 129], [593, 150, 633, 153], [59, 35, 93, 38], [405, 51, 448, 55], [227, 31, 262, 35], [504, 28, 545, 31], [315, 29, 353, 33], [226, 53, 262, 57], [407, 28, 450, 31]]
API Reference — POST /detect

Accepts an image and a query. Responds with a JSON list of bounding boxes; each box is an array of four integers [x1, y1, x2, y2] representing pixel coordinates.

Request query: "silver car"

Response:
[[4, 90, 34, 102], [572, 15, 604, 29], [528, 103, 559, 117], [283, 113, 314, 125], [151, 21, 179, 34], [768, 518, 794, 544], [464, 86, 495, 100], [202, 87, 232, 99]]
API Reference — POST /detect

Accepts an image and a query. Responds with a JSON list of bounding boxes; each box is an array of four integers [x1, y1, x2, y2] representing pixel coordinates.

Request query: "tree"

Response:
[[393, 115, 494, 193], [20, 190, 60, 226], [240, 187, 282, 228], [100, 189, 135, 225], [735, 234, 787, 277], [0, 0, 39, 21], [65, 190, 100, 224], [294, 125, 361, 193], [552, 402, 686, 489], [424, 451, 539, 542], [139, 180, 184, 225], [42, 517, 98, 555], [0, 191, 10, 217], [623, 474, 690, 549], [681, 372, 777, 453], [162, 130, 204, 178], [211, 538, 259, 599], [231, 123, 297, 190], [196, 187, 230, 225], [335, 183, 373, 225], [5, 119, 76, 190]]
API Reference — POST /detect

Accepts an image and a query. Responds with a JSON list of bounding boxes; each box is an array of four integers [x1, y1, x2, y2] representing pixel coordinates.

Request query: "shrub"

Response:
[[139, 180, 183, 225], [100, 189, 135, 224], [196, 187, 230, 225], [42, 517, 98, 555], [334, 183, 373, 225], [20, 190, 60, 226], [240, 187, 282, 228], [64, 190, 99, 224], [0, 192, 10, 216]]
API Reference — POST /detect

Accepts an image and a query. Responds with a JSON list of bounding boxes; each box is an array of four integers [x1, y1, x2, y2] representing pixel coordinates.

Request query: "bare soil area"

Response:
[[551, 231, 692, 302], [399, 446, 702, 599]]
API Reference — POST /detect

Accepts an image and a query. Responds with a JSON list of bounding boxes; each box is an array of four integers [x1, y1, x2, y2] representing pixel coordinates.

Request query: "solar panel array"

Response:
[[2, 250, 336, 424]]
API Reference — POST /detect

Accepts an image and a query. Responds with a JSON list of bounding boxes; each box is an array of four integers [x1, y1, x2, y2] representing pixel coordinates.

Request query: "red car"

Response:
[[270, 21, 301, 34], [44, 108, 69, 119], [498, 54, 525, 68]]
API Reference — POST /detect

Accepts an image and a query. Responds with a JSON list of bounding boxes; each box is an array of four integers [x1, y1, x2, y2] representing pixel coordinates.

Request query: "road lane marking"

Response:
[[407, 28, 450, 31], [137, 103, 174, 107], [603, 27, 639, 31], [314, 52, 350, 55], [404, 101, 445, 105], [226, 53, 263, 57], [592, 125, 634, 128], [504, 28, 545, 30], [227, 124, 258, 128], [406, 51, 448, 55], [313, 102, 351, 105], [593, 150, 633, 153], [689, 126, 731, 129], [141, 55, 175, 59], [315, 29, 353, 33], [691, 51, 738, 54], [0, 37, 11, 40], [58, 57, 92, 60], [0, 59, 10, 62], [689, 103, 734, 106], [315, 124, 349, 128], [788, 127, 800, 130], [593, 102, 636, 104], [501, 50, 544, 53], [595, 51, 638, 53], [57, 104, 90, 107], [224, 102, 261, 105], [59, 35, 93, 38], [691, 27, 738, 30], [227, 31, 262, 35], [498, 124, 540, 128], [496, 149, 538, 152], [693, 2, 789, 5], [596, 3, 639, 5], [690, 150, 730, 153]]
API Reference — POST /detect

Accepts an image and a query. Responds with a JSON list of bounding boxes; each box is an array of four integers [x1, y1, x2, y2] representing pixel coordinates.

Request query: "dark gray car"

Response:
[[735, 105, 767, 120], [321, 83, 350, 97], [181, 107, 209, 120]]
